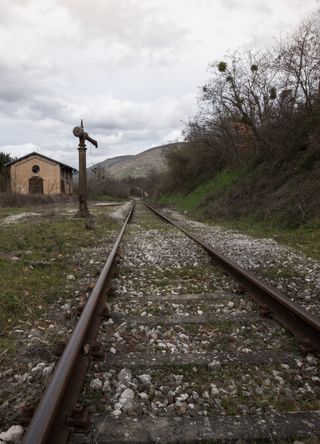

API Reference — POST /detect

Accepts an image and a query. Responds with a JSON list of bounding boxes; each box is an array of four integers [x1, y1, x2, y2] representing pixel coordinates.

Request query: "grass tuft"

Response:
[[159, 168, 248, 213]]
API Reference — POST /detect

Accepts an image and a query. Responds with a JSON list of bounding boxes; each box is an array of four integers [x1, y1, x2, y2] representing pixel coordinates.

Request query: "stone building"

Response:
[[6, 152, 76, 195]]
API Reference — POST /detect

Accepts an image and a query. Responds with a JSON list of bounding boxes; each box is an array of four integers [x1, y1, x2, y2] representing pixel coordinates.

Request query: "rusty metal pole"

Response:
[[73, 120, 98, 218], [77, 131, 89, 217]]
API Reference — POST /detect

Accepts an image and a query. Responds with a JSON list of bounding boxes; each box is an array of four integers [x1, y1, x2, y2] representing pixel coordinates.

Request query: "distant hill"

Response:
[[87, 142, 186, 180]]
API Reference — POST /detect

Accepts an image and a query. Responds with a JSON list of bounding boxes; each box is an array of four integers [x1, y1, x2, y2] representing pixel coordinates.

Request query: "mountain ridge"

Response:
[[87, 142, 186, 180]]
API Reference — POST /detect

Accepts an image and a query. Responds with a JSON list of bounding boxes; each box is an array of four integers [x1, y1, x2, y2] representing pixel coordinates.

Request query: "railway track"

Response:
[[22, 200, 320, 443]]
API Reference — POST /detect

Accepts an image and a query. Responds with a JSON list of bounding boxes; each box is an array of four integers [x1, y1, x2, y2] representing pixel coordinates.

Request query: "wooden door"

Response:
[[29, 177, 44, 194]]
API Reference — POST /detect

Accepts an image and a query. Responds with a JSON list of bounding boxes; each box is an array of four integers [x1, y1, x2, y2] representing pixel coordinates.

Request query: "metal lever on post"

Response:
[[73, 120, 98, 218], [85, 134, 98, 148]]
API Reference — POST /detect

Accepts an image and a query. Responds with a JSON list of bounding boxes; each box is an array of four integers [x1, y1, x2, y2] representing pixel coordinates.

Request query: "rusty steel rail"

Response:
[[144, 201, 320, 352], [22, 202, 135, 444]]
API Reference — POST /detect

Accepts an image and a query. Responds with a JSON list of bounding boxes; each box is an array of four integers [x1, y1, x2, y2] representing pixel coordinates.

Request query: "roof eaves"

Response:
[[4, 152, 77, 172]]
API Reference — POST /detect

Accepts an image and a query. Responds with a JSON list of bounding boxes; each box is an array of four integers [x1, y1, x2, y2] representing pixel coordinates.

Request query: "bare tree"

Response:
[[277, 14, 320, 112], [202, 51, 280, 149]]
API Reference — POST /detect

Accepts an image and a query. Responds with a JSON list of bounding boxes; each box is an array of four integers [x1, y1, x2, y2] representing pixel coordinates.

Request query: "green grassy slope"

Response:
[[157, 163, 320, 260]]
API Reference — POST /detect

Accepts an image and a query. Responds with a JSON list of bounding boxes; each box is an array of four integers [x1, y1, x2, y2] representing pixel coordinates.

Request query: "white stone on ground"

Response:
[[0, 425, 24, 442]]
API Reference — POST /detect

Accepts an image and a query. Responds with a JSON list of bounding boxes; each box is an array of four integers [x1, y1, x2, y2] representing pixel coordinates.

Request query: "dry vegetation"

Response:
[[0, 204, 119, 360], [154, 10, 320, 230], [86, 171, 161, 200], [0, 192, 74, 208]]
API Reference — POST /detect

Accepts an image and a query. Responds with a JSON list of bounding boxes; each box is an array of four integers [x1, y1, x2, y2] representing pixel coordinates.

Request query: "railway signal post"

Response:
[[73, 120, 98, 218]]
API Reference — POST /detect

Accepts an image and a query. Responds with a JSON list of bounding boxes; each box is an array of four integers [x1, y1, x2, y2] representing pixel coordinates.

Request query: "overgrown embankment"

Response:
[[158, 159, 320, 260], [160, 142, 320, 228], [157, 111, 320, 258], [155, 10, 320, 257]]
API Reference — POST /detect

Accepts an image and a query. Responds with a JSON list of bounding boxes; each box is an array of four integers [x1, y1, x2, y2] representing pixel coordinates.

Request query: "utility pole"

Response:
[[73, 120, 98, 218]]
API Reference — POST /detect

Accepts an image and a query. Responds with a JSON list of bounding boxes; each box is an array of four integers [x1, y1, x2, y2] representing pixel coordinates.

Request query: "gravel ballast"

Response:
[[162, 207, 320, 317], [71, 202, 320, 443]]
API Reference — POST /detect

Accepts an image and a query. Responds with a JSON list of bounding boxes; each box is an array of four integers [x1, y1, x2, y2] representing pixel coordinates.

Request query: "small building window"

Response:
[[32, 165, 40, 173]]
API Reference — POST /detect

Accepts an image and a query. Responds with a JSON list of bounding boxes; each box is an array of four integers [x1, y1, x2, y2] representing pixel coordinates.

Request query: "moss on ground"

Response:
[[89, 194, 126, 202], [0, 208, 118, 351], [135, 363, 320, 415], [215, 216, 320, 261], [116, 264, 227, 295], [158, 169, 248, 213], [157, 191, 320, 261]]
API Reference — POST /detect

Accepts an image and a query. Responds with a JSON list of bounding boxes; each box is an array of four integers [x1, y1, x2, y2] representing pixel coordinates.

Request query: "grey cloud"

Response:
[[0, 62, 47, 103], [221, 0, 272, 14], [0, 0, 317, 168], [0, 88, 195, 166], [58, 0, 190, 53], [221, 0, 241, 8], [248, 2, 273, 15], [0, 0, 190, 116], [221, 0, 316, 15]]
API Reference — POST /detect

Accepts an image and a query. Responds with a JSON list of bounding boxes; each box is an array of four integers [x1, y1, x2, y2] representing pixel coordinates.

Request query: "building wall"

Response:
[[10, 155, 61, 195], [60, 167, 73, 195]]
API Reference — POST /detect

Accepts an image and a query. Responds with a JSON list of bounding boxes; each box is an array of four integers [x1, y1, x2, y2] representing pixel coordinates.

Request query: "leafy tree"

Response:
[[0, 152, 15, 191], [0, 152, 13, 168]]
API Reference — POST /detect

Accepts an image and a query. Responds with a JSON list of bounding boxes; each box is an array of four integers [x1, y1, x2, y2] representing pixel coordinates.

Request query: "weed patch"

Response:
[[159, 168, 248, 213], [216, 216, 320, 261], [0, 209, 118, 345]]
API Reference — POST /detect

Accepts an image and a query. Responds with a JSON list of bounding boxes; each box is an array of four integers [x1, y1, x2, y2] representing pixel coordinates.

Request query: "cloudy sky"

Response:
[[0, 0, 317, 168]]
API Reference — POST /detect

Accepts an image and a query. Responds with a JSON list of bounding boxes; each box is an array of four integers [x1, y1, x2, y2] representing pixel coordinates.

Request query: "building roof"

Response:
[[4, 152, 78, 173]]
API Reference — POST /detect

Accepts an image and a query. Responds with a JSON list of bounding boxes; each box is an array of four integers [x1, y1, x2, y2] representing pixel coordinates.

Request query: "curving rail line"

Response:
[[143, 201, 320, 353], [22, 202, 135, 444]]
